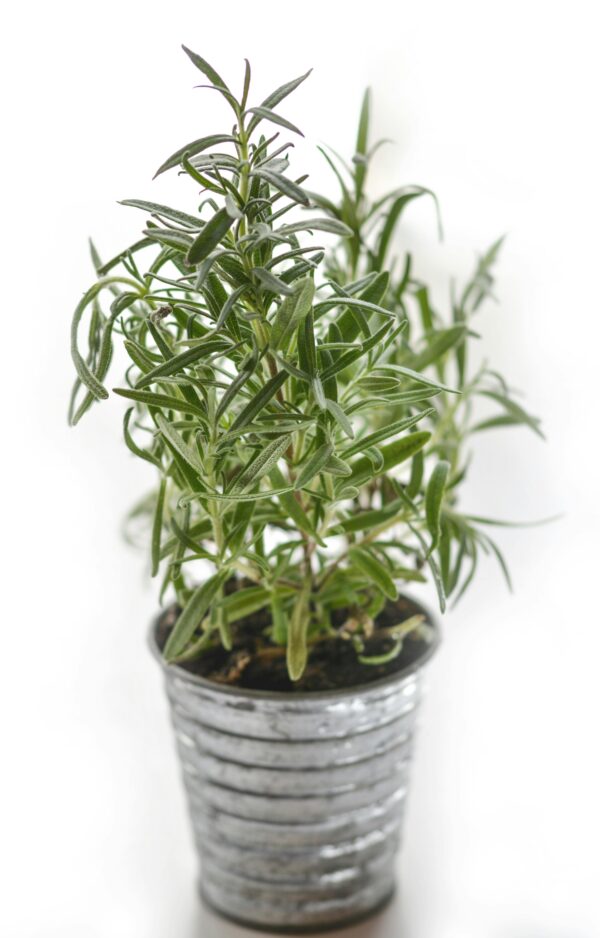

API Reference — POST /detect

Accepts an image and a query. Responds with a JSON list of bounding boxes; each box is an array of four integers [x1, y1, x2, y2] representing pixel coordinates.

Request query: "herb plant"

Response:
[[69, 48, 542, 683]]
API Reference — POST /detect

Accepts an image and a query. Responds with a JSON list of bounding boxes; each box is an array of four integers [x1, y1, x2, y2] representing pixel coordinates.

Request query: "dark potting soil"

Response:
[[155, 585, 435, 693]]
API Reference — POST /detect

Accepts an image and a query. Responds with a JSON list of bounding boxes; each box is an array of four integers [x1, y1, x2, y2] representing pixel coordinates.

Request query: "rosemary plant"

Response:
[[69, 48, 542, 682]]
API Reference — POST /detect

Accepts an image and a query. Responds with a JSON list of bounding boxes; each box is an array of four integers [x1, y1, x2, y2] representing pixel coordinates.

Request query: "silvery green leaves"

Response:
[[425, 460, 450, 553], [270, 278, 314, 351], [69, 49, 542, 681]]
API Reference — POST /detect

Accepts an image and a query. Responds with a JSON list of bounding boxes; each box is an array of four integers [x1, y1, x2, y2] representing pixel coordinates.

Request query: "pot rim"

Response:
[[148, 593, 441, 702]]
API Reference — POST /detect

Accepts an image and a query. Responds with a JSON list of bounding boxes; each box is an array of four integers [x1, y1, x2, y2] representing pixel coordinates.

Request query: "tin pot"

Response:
[[150, 600, 439, 932]]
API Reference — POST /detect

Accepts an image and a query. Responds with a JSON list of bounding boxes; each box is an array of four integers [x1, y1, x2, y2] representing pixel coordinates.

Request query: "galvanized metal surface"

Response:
[[151, 613, 438, 932]]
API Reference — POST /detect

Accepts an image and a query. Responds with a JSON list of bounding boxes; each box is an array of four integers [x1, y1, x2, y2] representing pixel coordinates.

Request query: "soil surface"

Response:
[[156, 584, 436, 693]]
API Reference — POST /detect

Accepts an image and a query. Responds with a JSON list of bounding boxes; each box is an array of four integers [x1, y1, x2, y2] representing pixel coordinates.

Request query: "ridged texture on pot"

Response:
[[155, 637, 435, 932]]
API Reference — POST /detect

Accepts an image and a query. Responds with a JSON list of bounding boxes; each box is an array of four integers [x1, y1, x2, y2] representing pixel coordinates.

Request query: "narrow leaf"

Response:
[[255, 168, 310, 206], [425, 460, 451, 552], [246, 106, 304, 136], [253, 266, 294, 296], [181, 45, 231, 92], [408, 325, 467, 372], [349, 547, 397, 599], [164, 569, 230, 659], [119, 199, 202, 229], [187, 208, 234, 265], [136, 338, 230, 388], [325, 399, 354, 438], [230, 370, 287, 431], [269, 466, 325, 545], [287, 585, 310, 681], [270, 277, 315, 351], [295, 443, 333, 489], [347, 431, 431, 487], [155, 413, 203, 476], [151, 479, 167, 577], [154, 133, 236, 178], [112, 387, 207, 420], [250, 69, 312, 124], [342, 408, 434, 458], [235, 434, 292, 490]]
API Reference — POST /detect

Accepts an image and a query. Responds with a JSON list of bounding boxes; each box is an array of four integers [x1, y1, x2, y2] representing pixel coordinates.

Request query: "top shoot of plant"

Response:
[[69, 47, 542, 682]]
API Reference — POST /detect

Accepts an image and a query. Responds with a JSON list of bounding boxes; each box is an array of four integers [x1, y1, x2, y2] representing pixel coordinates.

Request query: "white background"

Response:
[[1, 1, 599, 936]]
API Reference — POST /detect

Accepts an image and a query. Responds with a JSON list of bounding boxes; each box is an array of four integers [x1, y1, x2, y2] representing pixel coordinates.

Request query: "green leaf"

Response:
[[425, 460, 450, 552], [70, 283, 122, 409], [319, 322, 396, 381], [358, 639, 403, 666], [376, 186, 441, 268], [301, 313, 317, 376], [230, 370, 287, 431], [410, 522, 447, 613], [346, 431, 431, 487], [215, 360, 256, 421], [189, 486, 296, 503], [254, 168, 310, 206], [279, 217, 353, 237], [271, 592, 287, 645], [246, 106, 304, 136], [235, 434, 292, 490], [329, 498, 405, 535], [380, 364, 459, 394], [136, 338, 230, 388], [215, 283, 251, 329], [187, 208, 234, 265], [314, 295, 394, 320], [112, 387, 207, 420], [226, 499, 256, 555], [252, 267, 294, 296], [482, 533, 513, 591], [407, 325, 467, 372], [217, 586, 272, 623], [287, 585, 310, 681], [143, 228, 194, 253], [151, 479, 167, 577], [155, 413, 203, 476], [461, 513, 560, 528], [240, 58, 251, 110], [170, 504, 190, 578], [270, 277, 315, 351], [324, 454, 352, 477], [154, 133, 236, 178], [325, 399, 354, 438], [349, 546, 397, 599], [337, 271, 389, 342], [248, 69, 312, 132], [119, 199, 202, 229], [295, 442, 334, 489], [122, 408, 162, 468], [170, 512, 206, 556], [181, 45, 231, 93], [341, 408, 434, 458], [471, 415, 527, 433], [164, 568, 230, 660], [406, 449, 424, 498], [476, 390, 544, 438], [354, 88, 370, 202], [269, 466, 325, 546]]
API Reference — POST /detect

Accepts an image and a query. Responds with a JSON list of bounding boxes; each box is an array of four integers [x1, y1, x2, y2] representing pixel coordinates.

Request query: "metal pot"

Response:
[[150, 601, 439, 932]]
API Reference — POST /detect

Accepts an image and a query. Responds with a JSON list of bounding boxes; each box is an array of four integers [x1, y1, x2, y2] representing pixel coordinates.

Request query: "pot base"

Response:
[[200, 881, 397, 934]]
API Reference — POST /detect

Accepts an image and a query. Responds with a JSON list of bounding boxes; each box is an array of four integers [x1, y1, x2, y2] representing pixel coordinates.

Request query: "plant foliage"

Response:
[[69, 49, 543, 680]]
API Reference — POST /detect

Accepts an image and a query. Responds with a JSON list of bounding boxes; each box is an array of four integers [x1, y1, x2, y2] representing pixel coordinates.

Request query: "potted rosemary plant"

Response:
[[69, 47, 542, 931]]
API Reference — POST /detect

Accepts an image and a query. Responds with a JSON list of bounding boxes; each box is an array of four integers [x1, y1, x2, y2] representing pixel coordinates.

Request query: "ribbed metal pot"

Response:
[[150, 604, 439, 933]]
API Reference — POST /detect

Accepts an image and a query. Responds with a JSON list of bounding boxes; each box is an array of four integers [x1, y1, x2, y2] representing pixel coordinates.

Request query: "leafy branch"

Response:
[[69, 49, 544, 680]]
